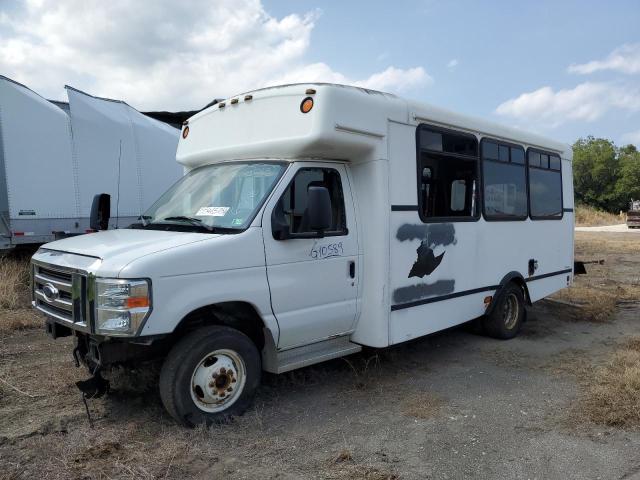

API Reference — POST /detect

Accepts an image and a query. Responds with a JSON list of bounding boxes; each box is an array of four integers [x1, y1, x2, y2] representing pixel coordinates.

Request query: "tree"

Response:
[[572, 136, 621, 211], [616, 145, 640, 208]]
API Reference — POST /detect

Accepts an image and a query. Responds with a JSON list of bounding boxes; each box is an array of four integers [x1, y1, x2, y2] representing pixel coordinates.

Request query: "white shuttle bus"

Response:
[[31, 84, 574, 426]]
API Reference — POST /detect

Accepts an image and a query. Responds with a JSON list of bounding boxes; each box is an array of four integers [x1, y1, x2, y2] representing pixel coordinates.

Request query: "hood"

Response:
[[42, 229, 217, 275]]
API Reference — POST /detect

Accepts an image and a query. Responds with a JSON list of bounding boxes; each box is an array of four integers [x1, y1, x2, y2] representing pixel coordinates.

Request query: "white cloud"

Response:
[[0, 0, 432, 110], [621, 129, 640, 147], [568, 44, 640, 75], [447, 59, 458, 69], [357, 66, 432, 91], [495, 82, 640, 127]]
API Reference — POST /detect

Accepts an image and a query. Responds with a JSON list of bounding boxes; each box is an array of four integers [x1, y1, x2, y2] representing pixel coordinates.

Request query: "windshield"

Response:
[[134, 162, 286, 233]]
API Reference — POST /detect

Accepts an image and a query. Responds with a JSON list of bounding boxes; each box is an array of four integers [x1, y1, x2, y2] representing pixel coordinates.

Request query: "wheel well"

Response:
[[493, 272, 532, 312], [174, 302, 266, 351], [510, 277, 531, 305]]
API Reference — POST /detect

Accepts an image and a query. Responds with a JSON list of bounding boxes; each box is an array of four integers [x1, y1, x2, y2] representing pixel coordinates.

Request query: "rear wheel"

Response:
[[159, 325, 261, 426], [482, 283, 525, 339]]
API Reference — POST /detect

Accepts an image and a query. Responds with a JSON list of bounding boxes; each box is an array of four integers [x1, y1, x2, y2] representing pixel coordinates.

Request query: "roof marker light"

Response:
[[244, 95, 253, 101], [305, 88, 316, 95], [218, 102, 226, 108], [182, 126, 189, 139], [230, 98, 239, 104], [300, 97, 314, 114]]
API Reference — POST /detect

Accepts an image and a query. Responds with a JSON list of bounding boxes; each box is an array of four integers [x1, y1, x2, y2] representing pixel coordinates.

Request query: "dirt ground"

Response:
[[1, 232, 639, 480]]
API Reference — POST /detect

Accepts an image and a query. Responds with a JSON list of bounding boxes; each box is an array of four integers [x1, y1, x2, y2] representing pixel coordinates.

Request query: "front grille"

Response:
[[33, 263, 89, 331]]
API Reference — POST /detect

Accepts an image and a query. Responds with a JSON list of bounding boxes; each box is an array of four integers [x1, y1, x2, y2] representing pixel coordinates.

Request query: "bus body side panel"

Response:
[[523, 155, 574, 301], [385, 121, 488, 345], [348, 158, 391, 348], [470, 154, 574, 307]]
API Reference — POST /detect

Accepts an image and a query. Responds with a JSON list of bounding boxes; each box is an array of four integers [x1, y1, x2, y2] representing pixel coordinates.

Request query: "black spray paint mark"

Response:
[[396, 223, 457, 247], [397, 223, 457, 279], [393, 280, 456, 304], [408, 245, 445, 278]]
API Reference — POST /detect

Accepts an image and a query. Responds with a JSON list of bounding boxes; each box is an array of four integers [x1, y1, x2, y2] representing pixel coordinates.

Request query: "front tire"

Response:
[[482, 283, 525, 339], [159, 325, 261, 427]]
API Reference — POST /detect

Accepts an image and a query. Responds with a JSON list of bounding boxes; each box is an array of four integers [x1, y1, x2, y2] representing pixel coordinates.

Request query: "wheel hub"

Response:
[[502, 293, 519, 330], [190, 349, 246, 413]]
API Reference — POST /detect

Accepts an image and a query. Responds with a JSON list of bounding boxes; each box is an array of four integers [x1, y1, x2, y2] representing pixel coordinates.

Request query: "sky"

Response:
[[0, 0, 639, 147]]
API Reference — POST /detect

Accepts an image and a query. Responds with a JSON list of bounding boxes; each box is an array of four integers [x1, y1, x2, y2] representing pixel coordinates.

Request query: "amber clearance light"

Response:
[[182, 125, 189, 139], [300, 97, 314, 113]]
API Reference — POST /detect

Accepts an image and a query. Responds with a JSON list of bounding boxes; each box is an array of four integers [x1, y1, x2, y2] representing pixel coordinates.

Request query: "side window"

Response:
[[528, 150, 563, 219], [417, 125, 479, 221], [273, 167, 347, 237], [481, 139, 527, 219]]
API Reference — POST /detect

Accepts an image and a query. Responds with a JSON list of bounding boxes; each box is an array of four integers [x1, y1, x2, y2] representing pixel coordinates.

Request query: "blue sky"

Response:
[[263, 0, 640, 146], [1, 0, 639, 146]]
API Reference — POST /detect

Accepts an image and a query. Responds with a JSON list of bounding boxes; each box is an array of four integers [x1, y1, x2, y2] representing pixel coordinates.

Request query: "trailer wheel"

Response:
[[483, 283, 525, 339], [159, 325, 261, 427]]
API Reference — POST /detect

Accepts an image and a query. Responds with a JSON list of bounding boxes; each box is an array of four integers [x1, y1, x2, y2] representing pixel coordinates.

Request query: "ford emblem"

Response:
[[42, 283, 60, 302]]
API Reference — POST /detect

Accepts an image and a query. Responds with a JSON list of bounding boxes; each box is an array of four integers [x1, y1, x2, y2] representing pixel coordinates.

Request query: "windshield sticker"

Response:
[[231, 218, 244, 226], [196, 207, 230, 217]]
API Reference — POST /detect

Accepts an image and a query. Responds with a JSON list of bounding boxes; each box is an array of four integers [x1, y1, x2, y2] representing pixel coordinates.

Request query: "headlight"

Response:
[[95, 278, 151, 336]]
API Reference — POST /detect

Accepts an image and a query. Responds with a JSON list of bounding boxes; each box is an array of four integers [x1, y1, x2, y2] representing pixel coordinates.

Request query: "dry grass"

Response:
[[0, 253, 31, 310], [334, 449, 354, 463], [580, 338, 640, 428], [550, 287, 619, 322], [550, 232, 640, 322], [0, 253, 40, 333], [575, 204, 624, 226], [575, 231, 640, 255], [0, 309, 41, 332], [327, 465, 399, 480], [401, 392, 445, 419]]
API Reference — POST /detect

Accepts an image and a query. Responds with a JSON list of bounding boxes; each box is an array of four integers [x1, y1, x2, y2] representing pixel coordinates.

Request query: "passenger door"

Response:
[[262, 163, 358, 349]]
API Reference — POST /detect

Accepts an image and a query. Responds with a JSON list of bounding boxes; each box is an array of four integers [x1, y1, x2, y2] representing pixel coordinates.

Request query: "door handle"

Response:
[[348, 260, 356, 279]]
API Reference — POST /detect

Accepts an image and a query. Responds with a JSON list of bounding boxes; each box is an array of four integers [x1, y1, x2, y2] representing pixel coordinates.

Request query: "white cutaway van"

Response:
[[31, 83, 574, 426]]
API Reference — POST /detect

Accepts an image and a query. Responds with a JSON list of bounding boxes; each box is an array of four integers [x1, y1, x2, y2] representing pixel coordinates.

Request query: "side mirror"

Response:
[[90, 193, 111, 231], [271, 199, 291, 240], [307, 186, 332, 232]]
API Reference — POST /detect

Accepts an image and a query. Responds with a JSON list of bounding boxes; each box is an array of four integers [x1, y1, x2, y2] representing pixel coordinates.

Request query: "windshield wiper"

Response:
[[138, 215, 152, 226], [159, 216, 215, 231]]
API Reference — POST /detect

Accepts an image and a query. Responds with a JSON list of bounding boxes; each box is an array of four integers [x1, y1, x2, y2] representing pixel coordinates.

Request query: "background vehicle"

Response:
[[31, 83, 574, 426], [627, 199, 640, 228], [0, 76, 182, 251]]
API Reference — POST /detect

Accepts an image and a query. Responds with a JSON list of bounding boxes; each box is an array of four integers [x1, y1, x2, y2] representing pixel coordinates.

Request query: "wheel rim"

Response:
[[190, 349, 246, 413], [502, 293, 519, 330]]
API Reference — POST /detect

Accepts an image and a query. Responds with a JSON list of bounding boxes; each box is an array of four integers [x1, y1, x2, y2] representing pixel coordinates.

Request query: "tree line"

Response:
[[573, 137, 640, 213]]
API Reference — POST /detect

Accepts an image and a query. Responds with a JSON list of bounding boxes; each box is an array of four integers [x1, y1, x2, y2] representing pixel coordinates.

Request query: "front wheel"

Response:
[[159, 325, 261, 426], [482, 283, 525, 339]]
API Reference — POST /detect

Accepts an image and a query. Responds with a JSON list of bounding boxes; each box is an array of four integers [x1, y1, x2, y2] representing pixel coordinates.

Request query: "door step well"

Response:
[[262, 334, 362, 374]]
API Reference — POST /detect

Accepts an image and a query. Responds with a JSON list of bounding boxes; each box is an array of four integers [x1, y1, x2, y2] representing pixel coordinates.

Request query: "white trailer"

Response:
[[31, 83, 574, 426], [0, 76, 182, 250]]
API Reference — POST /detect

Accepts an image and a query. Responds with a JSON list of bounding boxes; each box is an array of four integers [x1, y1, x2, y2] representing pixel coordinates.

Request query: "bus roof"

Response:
[[178, 83, 570, 168]]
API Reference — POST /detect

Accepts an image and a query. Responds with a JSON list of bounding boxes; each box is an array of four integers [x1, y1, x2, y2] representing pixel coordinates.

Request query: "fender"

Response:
[[486, 271, 531, 316]]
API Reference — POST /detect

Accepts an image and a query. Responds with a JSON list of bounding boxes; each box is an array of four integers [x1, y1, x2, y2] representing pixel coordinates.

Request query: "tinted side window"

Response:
[[275, 168, 347, 236], [481, 139, 527, 219], [528, 150, 563, 219]]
